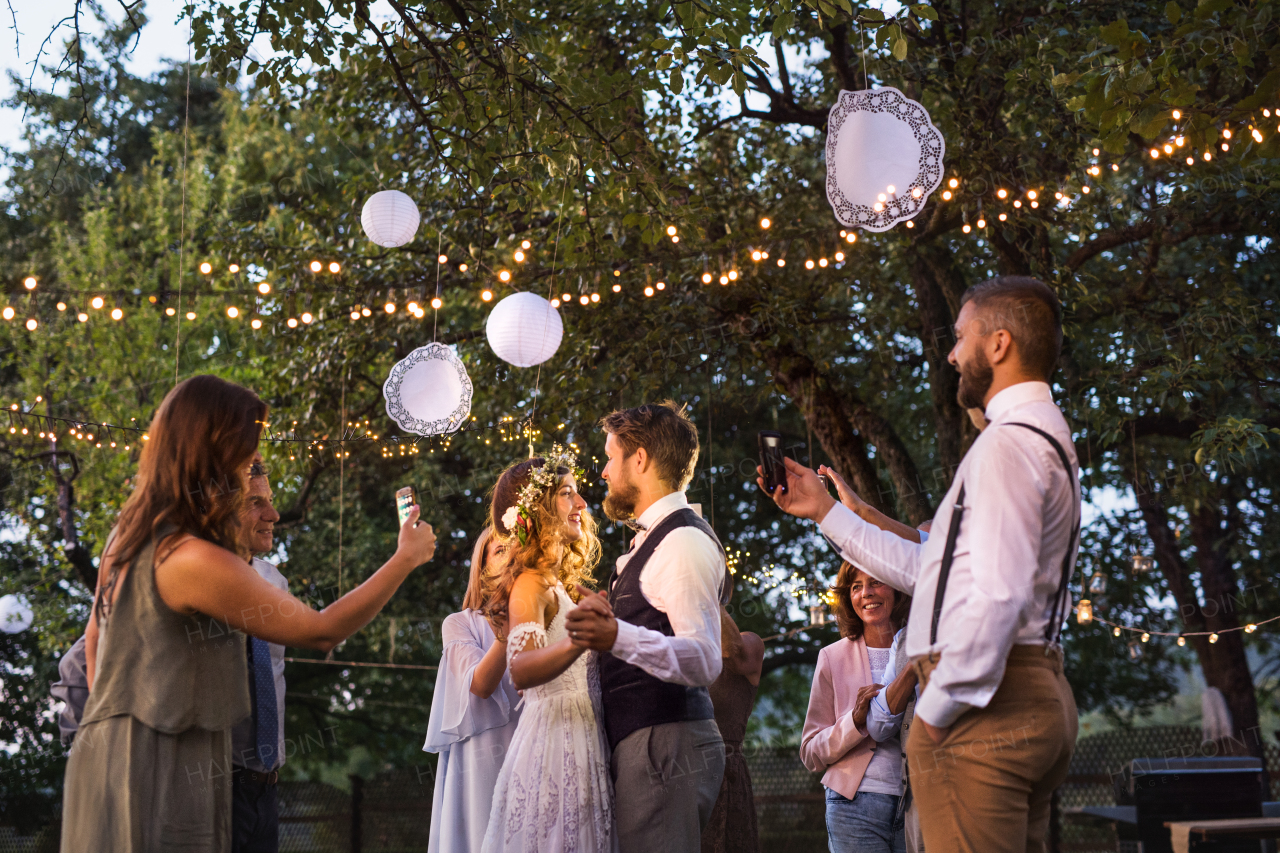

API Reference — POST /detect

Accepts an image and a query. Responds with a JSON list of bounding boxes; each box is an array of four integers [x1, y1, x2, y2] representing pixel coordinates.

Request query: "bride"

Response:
[[480, 446, 616, 853]]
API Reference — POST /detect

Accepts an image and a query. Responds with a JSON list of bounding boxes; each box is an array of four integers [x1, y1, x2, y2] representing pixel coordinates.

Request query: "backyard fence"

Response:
[[3, 726, 1277, 853]]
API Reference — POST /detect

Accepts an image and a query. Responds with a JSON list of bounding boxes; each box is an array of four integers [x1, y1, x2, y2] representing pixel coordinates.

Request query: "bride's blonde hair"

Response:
[[488, 457, 600, 611]]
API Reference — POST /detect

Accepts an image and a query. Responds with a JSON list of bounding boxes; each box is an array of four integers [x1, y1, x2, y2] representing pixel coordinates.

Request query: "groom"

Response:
[[566, 401, 730, 852]]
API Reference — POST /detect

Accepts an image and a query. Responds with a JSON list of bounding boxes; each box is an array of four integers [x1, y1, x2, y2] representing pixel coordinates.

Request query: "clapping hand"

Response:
[[852, 682, 884, 731], [757, 457, 837, 522], [564, 584, 617, 651]]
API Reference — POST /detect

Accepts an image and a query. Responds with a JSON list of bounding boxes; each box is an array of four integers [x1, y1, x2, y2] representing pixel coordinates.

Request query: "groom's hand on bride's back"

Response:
[[566, 585, 617, 651]]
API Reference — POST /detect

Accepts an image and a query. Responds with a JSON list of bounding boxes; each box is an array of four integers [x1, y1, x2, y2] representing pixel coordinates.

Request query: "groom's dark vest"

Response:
[[598, 508, 730, 751]]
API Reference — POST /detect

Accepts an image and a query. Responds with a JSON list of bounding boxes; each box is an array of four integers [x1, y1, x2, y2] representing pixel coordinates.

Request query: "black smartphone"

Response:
[[395, 486, 417, 526], [758, 431, 787, 495]]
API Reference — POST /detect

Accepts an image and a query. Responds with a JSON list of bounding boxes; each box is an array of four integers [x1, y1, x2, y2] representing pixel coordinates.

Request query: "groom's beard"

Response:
[[956, 347, 994, 411], [602, 475, 641, 522]]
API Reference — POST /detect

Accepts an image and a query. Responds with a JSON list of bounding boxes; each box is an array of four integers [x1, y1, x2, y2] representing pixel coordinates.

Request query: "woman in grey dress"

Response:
[[61, 375, 439, 853]]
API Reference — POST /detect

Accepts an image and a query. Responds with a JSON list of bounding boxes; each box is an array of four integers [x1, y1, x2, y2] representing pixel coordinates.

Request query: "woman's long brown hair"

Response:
[[97, 375, 267, 623], [488, 458, 600, 613]]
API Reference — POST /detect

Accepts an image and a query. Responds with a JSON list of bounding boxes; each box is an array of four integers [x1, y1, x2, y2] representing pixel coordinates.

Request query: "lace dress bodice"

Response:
[[506, 583, 592, 702]]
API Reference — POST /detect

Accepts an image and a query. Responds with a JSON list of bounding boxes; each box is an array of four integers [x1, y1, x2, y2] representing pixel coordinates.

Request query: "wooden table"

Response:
[[1164, 817, 1280, 853]]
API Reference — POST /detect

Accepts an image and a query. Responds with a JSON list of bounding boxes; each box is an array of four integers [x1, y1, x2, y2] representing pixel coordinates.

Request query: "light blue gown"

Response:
[[424, 610, 522, 853]]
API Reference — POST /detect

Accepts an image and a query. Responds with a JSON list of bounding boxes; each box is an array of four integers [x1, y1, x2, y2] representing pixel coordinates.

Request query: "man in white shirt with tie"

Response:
[[565, 401, 730, 853], [764, 277, 1081, 853]]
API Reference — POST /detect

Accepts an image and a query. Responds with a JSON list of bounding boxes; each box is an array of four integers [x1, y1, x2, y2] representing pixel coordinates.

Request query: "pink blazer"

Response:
[[799, 636, 877, 799]]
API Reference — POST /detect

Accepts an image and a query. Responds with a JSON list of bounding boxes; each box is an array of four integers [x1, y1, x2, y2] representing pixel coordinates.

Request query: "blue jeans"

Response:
[[825, 788, 906, 853]]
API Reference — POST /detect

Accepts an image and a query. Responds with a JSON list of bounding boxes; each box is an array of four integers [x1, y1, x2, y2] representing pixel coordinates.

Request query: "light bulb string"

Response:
[[1089, 612, 1280, 638]]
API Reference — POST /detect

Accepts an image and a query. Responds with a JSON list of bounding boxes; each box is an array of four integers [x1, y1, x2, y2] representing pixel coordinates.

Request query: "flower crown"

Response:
[[500, 444, 586, 546]]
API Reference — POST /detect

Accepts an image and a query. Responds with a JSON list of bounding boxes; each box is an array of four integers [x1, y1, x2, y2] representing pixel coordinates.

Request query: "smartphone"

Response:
[[758, 431, 787, 495], [395, 487, 416, 526]]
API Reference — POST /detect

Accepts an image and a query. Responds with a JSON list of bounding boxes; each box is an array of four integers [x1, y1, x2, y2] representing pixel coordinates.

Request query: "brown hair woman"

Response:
[[61, 375, 438, 853], [801, 559, 912, 853]]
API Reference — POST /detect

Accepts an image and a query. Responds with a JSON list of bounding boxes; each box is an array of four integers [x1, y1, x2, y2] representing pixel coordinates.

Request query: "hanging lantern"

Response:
[[361, 190, 420, 248], [0, 594, 33, 633], [825, 87, 946, 232], [1127, 639, 1144, 661], [1076, 599, 1093, 625], [485, 292, 563, 368], [808, 604, 829, 627], [1132, 554, 1155, 573], [1089, 572, 1108, 595], [382, 343, 472, 436]]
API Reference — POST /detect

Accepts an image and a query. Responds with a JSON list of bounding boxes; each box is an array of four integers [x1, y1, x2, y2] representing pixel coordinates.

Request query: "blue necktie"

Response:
[[250, 637, 278, 769]]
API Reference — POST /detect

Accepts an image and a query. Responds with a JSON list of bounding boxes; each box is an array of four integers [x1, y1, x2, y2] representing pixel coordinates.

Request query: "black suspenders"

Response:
[[928, 422, 1081, 647]]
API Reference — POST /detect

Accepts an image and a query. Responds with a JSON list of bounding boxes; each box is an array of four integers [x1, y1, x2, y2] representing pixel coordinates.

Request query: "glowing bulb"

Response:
[[1111, 163, 1119, 171], [78, 312, 89, 322], [818, 258, 828, 268], [91, 296, 104, 309], [1177, 636, 1186, 646], [1252, 128, 1264, 143], [200, 262, 212, 274], [1209, 633, 1219, 644], [1113, 627, 1122, 637], [562, 293, 572, 302], [886, 184, 896, 194], [521, 240, 531, 250], [666, 225, 677, 236], [226, 306, 239, 318], [550, 298, 561, 308], [612, 283, 621, 292], [777, 258, 786, 267], [23, 276, 36, 290], [431, 297, 442, 309], [25, 318, 37, 330], [997, 188, 1008, 199], [752, 251, 762, 261], [329, 262, 341, 273], [350, 310, 361, 320], [287, 317, 298, 328], [962, 224, 971, 234], [1172, 109, 1181, 120], [301, 312, 313, 324], [590, 293, 600, 302], [805, 260, 815, 270], [719, 275, 728, 285], [1245, 623, 1257, 633], [258, 282, 271, 294], [873, 202, 884, 211], [911, 187, 923, 198], [1221, 142, 1229, 151], [310, 261, 322, 272], [499, 270, 511, 282], [187, 311, 197, 320], [579, 295, 589, 305], [1175, 136, 1184, 147], [459, 263, 469, 273], [384, 302, 396, 313], [56, 302, 66, 311], [1186, 156, 1193, 165], [905, 220, 915, 228], [999, 212, 1008, 221], [1027, 190, 1037, 200], [1223, 129, 1232, 139], [1082, 185, 1091, 193], [1014, 200, 1022, 208], [728, 270, 738, 280], [948, 178, 959, 188], [1204, 151, 1212, 161], [671, 235, 679, 243], [514, 250, 525, 262], [942, 191, 952, 200], [1092, 148, 1100, 155], [229, 264, 240, 273], [846, 232, 857, 244], [976, 218, 986, 228], [644, 286, 654, 297], [165, 307, 175, 316], [760, 217, 771, 229], [877, 193, 887, 202], [834, 252, 844, 262], [1141, 632, 1150, 643], [656, 281, 666, 289], [1163, 144, 1173, 154], [250, 318, 262, 329], [702, 273, 713, 284]]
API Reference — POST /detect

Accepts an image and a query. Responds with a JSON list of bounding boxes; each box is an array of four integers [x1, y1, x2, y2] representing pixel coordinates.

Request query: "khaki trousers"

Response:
[[906, 645, 1077, 853]]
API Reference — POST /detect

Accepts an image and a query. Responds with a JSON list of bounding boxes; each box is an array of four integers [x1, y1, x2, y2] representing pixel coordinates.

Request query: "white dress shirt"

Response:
[[609, 491, 725, 687], [819, 381, 1079, 728], [230, 557, 288, 770]]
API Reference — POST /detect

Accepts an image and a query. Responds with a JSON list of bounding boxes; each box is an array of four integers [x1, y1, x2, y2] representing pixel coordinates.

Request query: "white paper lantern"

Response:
[[361, 190, 420, 248], [485, 291, 563, 368], [0, 594, 33, 634], [383, 343, 473, 436], [826, 86, 946, 232]]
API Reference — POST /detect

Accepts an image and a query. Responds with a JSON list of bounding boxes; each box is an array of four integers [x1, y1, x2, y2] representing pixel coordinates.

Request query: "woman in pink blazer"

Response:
[[801, 559, 911, 853]]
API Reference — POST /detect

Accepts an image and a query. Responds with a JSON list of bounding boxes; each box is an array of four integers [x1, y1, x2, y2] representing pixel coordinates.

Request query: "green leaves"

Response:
[[772, 11, 795, 40], [1099, 18, 1131, 47]]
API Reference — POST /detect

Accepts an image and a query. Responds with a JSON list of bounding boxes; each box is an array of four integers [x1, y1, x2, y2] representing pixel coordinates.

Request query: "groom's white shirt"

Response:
[[609, 491, 724, 687]]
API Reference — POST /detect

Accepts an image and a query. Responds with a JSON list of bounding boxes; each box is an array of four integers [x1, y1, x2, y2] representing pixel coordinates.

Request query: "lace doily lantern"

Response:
[[485, 291, 563, 368], [383, 343, 473, 436], [361, 190, 420, 248], [826, 87, 946, 232], [0, 594, 33, 633]]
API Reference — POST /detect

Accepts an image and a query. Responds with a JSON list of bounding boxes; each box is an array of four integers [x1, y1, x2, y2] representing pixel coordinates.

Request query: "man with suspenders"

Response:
[[764, 277, 1082, 853]]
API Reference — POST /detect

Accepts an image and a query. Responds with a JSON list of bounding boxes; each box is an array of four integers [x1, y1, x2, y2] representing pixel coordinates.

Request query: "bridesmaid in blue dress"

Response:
[[424, 528, 521, 853]]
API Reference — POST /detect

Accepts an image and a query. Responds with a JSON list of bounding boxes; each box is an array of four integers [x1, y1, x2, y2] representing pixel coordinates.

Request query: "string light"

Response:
[[251, 318, 262, 329], [948, 178, 959, 188], [431, 297, 443, 309], [56, 302, 66, 311], [498, 270, 511, 282], [78, 313, 89, 322], [91, 297, 104, 310], [656, 281, 667, 290], [521, 240, 531, 250], [329, 262, 341, 273], [644, 286, 654, 297], [165, 307, 176, 316], [702, 273, 713, 284], [258, 282, 271, 294], [845, 233, 856, 243], [760, 217, 771, 229], [834, 252, 844, 262], [200, 262, 212, 274], [805, 260, 815, 270], [997, 188, 1008, 199], [226, 307, 239, 318], [514, 250, 526, 262], [666, 225, 678, 236], [309, 261, 322, 272], [459, 263, 469, 273], [301, 312, 313, 324], [23, 277, 36, 290], [590, 293, 600, 302], [286, 317, 298, 328], [385, 302, 396, 313], [229, 264, 240, 273], [186, 311, 197, 320], [481, 289, 494, 301], [1, 307, 12, 320], [25, 319, 37, 330], [612, 283, 621, 292], [942, 191, 952, 200]]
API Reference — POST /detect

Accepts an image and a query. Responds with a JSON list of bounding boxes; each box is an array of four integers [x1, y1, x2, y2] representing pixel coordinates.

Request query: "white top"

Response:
[[866, 628, 913, 743], [609, 491, 725, 687], [819, 381, 1080, 728], [858, 646, 902, 795], [230, 557, 288, 771]]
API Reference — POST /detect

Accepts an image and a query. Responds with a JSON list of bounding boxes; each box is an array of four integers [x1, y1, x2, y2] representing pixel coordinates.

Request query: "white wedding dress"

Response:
[[480, 582, 616, 853]]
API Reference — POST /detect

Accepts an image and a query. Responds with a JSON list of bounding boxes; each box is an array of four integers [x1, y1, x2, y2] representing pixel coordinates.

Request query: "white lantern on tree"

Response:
[[485, 292, 563, 367], [361, 190, 420, 248], [0, 594, 33, 633]]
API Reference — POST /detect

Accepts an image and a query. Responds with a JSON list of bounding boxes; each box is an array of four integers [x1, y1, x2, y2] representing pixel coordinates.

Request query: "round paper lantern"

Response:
[[485, 292, 563, 368], [0, 594, 33, 634], [383, 343, 473, 436], [826, 86, 946, 232], [361, 190, 420, 248]]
